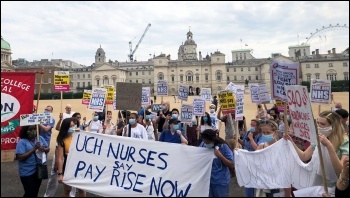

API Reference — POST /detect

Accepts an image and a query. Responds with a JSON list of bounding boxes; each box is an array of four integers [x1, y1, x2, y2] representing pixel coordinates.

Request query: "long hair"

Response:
[[201, 112, 212, 126], [19, 125, 37, 139], [319, 111, 346, 152], [56, 118, 73, 147], [201, 129, 227, 146]]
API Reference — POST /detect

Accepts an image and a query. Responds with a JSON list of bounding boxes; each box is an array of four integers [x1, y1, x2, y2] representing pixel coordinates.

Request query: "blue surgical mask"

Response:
[[68, 127, 75, 134], [205, 143, 214, 149], [129, 119, 136, 125], [172, 114, 178, 119], [146, 115, 151, 120], [44, 110, 49, 114], [93, 116, 99, 121], [262, 134, 274, 142], [173, 124, 179, 131], [248, 127, 256, 133], [203, 117, 208, 123]]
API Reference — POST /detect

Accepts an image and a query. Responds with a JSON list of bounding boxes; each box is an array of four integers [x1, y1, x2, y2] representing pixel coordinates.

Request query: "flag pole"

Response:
[[35, 68, 44, 142]]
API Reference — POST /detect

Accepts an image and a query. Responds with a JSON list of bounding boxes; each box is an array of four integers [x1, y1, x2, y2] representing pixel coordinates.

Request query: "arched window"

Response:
[[326, 69, 337, 81], [103, 76, 109, 86], [111, 75, 117, 86], [186, 71, 193, 82], [195, 73, 199, 82], [216, 70, 222, 81], [171, 88, 176, 95], [157, 72, 164, 80], [306, 73, 311, 81], [171, 75, 175, 83], [95, 75, 100, 87]]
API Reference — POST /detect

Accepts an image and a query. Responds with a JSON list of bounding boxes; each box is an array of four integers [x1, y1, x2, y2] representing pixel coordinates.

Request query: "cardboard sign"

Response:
[[142, 87, 151, 106], [88, 88, 107, 112], [178, 85, 189, 101], [285, 85, 317, 144], [115, 82, 142, 111], [235, 87, 245, 121], [310, 79, 331, 105], [151, 104, 162, 112], [218, 90, 236, 115], [250, 83, 260, 104], [54, 71, 70, 92], [225, 82, 237, 94], [181, 104, 194, 123], [82, 90, 92, 105], [193, 98, 205, 116], [258, 84, 271, 104], [20, 113, 52, 126], [270, 60, 299, 101], [201, 88, 211, 101], [157, 80, 168, 96], [105, 86, 115, 105]]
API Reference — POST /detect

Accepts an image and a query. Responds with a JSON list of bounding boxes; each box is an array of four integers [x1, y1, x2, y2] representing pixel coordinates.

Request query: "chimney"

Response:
[[328, 50, 331, 54], [332, 48, 336, 54], [316, 49, 319, 55], [199, 51, 202, 60], [312, 51, 315, 55]]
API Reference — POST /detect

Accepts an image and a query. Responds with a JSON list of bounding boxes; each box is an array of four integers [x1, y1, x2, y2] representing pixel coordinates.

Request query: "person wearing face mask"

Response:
[[159, 118, 188, 144], [209, 104, 221, 131], [116, 110, 131, 136], [156, 101, 171, 135], [143, 112, 156, 141], [186, 115, 199, 146], [284, 111, 349, 197], [39, 105, 56, 147], [199, 129, 234, 197], [87, 112, 102, 133], [197, 112, 215, 143], [99, 111, 116, 135], [16, 125, 50, 197], [162, 108, 186, 137], [122, 113, 148, 140], [56, 118, 86, 197]]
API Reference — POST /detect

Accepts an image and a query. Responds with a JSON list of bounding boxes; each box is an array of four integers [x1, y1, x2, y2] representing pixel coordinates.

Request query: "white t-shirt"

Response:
[[122, 124, 148, 140], [89, 120, 102, 133], [145, 123, 155, 141], [63, 112, 75, 119]]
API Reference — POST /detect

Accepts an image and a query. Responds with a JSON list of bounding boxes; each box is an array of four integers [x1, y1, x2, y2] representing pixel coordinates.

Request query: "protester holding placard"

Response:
[[156, 101, 171, 134], [216, 106, 236, 149], [186, 116, 199, 146], [256, 104, 267, 121], [122, 113, 148, 140], [209, 104, 221, 131], [16, 125, 50, 197], [99, 111, 116, 135], [199, 129, 234, 197], [55, 104, 75, 131], [162, 108, 186, 137], [159, 118, 188, 145], [39, 105, 56, 146], [86, 112, 103, 133], [57, 118, 86, 197], [284, 111, 349, 196]]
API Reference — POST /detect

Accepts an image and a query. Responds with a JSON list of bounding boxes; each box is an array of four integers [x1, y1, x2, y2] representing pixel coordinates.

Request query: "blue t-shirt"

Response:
[[15, 136, 48, 177], [159, 129, 186, 144], [199, 142, 234, 186], [242, 131, 262, 151], [39, 118, 55, 145]]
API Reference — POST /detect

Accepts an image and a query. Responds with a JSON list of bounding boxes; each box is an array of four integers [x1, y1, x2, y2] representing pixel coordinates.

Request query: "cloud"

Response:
[[1, 1, 349, 65]]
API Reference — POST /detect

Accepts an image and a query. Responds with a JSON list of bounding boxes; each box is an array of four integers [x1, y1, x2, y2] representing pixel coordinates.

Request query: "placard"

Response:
[[310, 79, 331, 105], [285, 85, 317, 144], [151, 104, 162, 112], [54, 71, 70, 92], [20, 113, 52, 126], [82, 90, 92, 105], [181, 104, 194, 123], [235, 87, 245, 121], [225, 82, 237, 94], [105, 86, 115, 105], [275, 100, 285, 112], [193, 99, 205, 116], [88, 88, 107, 112], [250, 84, 260, 104], [115, 82, 142, 111], [218, 90, 236, 115], [178, 85, 189, 101], [201, 88, 211, 101], [157, 80, 168, 96], [142, 87, 151, 106], [270, 60, 299, 101]]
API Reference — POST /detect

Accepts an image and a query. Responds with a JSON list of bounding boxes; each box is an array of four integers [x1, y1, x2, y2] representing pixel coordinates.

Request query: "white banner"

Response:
[[270, 60, 299, 101], [201, 88, 212, 101], [235, 139, 337, 190], [64, 132, 213, 197], [249, 84, 260, 104], [310, 79, 331, 105], [285, 85, 317, 144], [178, 85, 189, 101], [193, 98, 205, 116], [142, 87, 151, 106], [20, 112, 52, 126], [88, 88, 107, 112]]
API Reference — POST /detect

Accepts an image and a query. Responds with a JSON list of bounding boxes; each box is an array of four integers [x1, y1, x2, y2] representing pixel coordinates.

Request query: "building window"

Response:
[[77, 82, 80, 87], [196, 69, 199, 71], [180, 70, 183, 72], [142, 71, 145, 75], [241, 76, 244, 81], [48, 69, 51, 74], [136, 72, 138, 76], [48, 78, 51, 83], [306, 64, 310, 68], [180, 75, 183, 82], [142, 79, 145, 84], [234, 76, 237, 81], [158, 72, 164, 80], [255, 67, 258, 71], [48, 88, 51, 93], [186, 71, 193, 82], [148, 71, 151, 75], [227, 68, 229, 72], [256, 75, 258, 80], [227, 76, 230, 81], [129, 80, 132, 83], [205, 69, 208, 71], [196, 74, 199, 82], [83, 82, 85, 87], [88, 74, 90, 78], [248, 76, 251, 80], [83, 74, 85, 78], [248, 67, 251, 71], [315, 73, 320, 79], [96, 80, 99, 86], [329, 63, 333, 67], [159, 60, 162, 64], [171, 70, 174, 72], [171, 75, 175, 82], [70, 82, 74, 88], [306, 74, 311, 81], [103, 76, 109, 85], [234, 68, 236, 72], [343, 62, 348, 67], [327, 74, 336, 81], [241, 68, 243, 72], [344, 72, 349, 80], [136, 80, 138, 83], [205, 74, 209, 82], [130, 72, 132, 76], [149, 79, 151, 84], [88, 82, 91, 87], [315, 64, 319, 68], [112, 78, 116, 85], [216, 70, 222, 81]]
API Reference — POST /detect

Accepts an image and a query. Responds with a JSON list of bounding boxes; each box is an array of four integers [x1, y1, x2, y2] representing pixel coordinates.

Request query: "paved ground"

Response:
[[1, 155, 245, 197]]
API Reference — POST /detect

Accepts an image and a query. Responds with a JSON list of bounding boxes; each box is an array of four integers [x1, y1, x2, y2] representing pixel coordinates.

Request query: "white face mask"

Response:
[[318, 126, 333, 137], [210, 109, 215, 113]]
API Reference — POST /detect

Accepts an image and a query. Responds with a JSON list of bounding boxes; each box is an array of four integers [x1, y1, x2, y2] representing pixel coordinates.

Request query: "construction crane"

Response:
[[128, 23, 151, 62]]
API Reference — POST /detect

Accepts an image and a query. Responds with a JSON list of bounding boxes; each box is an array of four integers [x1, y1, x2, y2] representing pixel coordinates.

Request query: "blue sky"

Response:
[[1, 1, 349, 66]]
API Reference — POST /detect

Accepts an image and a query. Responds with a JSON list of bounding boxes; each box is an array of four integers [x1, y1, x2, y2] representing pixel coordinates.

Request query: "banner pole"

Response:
[[318, 105, 321, 115], [197, 116, 201, 142], [283, 102, 289, 136], [36, 68, 44, 142]]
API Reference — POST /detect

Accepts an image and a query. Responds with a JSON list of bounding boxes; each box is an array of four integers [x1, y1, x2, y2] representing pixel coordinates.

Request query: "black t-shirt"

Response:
[[335, 185, 349, 197], [157, 109, 171, 132], [238, 116, 246, 130]]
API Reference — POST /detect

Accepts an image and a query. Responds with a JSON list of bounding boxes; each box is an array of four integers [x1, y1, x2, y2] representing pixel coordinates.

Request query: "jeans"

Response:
[[245, 187, 255, 197], [20, 172, 42, 197], [209, 184, 229, 197]]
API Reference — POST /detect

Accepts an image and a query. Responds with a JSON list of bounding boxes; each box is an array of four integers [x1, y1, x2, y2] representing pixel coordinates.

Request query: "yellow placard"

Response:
[[54, 71, 70, 91], [218, 90, 236, 115], [82, 90, 92, 105], [105, 86, 115, 104]]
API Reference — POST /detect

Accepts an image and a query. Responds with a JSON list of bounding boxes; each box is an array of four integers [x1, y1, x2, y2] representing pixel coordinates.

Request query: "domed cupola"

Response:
[[95, 45, 106, 65]]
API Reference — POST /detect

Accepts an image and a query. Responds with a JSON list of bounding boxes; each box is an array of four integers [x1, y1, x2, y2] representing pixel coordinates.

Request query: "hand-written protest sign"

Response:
[[193, 99, 205, 116], [88, 88, 107, 112], [310, 79, 331, 105], [225, 82, 237, 94], [250, 84, 260, 104], [258, 84, 271, 104], [235, 86, 245, 121], [151, 104, 162, 112], [105, 86, 115, 105], [115, 82, 142, 111], [157, 80, 168, 96], [181, 104, 193, 123], [142, 87, 151, 106], [64, 132, 213, 197], [201, 88, 211, 101], [20, 113, 52, 126], [54, 71, 70, 92], [82, 90, 92, 105], [270, 60, 299, 101], [178, 85, 189, 101], [218, 90, 236, 115], [285, 85, 317, 144]]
